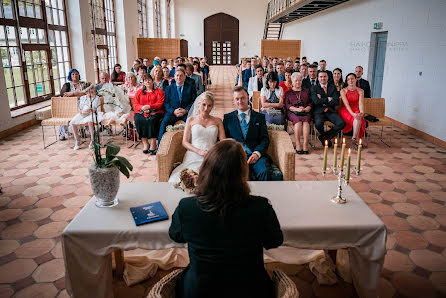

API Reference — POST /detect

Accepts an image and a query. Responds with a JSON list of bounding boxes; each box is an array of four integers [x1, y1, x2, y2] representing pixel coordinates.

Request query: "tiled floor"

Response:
[[0, 66, 445, 298]]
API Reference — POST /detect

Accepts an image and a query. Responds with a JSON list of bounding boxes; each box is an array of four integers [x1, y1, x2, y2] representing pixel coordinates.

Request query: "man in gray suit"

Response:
[[185, 63, 203, 96]]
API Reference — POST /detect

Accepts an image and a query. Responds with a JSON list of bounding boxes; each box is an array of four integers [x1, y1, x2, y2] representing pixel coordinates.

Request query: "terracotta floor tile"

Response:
[[423, 230, 446, 248], [7, 196, 38, 209], [419, 201, 446, 215], [393, 231, 428, 249], [1, 185, 26, 196], [358, 192, 382, 204], [409, 249, 446, 271], [381, 216, 410, 231], [383, 250, 414, 272], [0, 259, 37, 283], [11, 176, 39, 186], [386, 235, 396, 250], [14, 283, 58, 298], [0, 240, 20, 257], [62, 196, 90, 208], [416, 181, 442, 191], [33, 222, 68, 239], [1, 222, 38, 239], [50, 207, 80, 221], [405, 191, 432, 202], [0, 208, 23, 221], [402, 172, 427, 182], [0, 285, 14, 297], [393, 203, 421, 215], [32, 259, 64, 282], [48, 185, 77, 197], [407, 215, 440, 230], [369, 203, 395, 216], [61, 175, 87, 185], [15, 239, 55, 258], [22, 185, 51, 197], [36, 176, 63, 185], [35, 196, 66, 208], [19, 208, 53, 222], [50, 241, 63, 258]]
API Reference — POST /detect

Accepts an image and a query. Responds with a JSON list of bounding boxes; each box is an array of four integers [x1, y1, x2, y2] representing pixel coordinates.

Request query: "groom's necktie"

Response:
[[240, 112, 252, 154]]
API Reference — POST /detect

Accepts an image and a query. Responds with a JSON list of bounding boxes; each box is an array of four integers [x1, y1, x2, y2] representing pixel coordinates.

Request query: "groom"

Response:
[[223, 86, 270, 181]]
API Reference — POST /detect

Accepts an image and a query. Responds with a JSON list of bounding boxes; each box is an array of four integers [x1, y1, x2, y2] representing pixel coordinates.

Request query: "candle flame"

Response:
[[348, 148, 351, 155], [325, 140, 328, 146], [343, 138, 345, 144], [335, 138, 338, 144], [359, 138, 362, 145]]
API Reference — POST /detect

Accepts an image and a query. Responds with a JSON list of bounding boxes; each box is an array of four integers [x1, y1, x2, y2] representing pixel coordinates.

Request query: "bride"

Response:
[[168, 91, 225, 183]]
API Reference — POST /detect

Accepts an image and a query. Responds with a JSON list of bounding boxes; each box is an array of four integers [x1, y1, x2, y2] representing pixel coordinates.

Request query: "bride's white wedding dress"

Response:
[[168, 124, 219, 183]]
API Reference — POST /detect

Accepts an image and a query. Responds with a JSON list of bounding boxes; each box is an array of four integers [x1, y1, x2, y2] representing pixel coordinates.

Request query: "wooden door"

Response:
[[180, 39, 188, 57], [204, 13, 239, 65]]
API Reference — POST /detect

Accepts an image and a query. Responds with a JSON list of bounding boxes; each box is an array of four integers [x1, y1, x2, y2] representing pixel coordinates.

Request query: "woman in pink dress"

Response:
[[338, 73, 366, 149]]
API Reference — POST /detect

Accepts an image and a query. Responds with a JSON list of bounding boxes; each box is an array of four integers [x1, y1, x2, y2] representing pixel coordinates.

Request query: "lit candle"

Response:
[[323, 140, 328, 172], [346, 148, 351, 181], [340, 138, 346, 169], [356, 139, 362, 174], [333, 138, 338, 170]]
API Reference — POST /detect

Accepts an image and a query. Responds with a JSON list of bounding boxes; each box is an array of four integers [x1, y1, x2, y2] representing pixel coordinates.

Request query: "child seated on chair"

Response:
[[69, 85, 103, 150]]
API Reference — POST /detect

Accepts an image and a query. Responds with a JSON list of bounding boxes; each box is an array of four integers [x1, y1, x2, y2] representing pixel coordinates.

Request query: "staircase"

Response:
[[263, 22, 283, 40]]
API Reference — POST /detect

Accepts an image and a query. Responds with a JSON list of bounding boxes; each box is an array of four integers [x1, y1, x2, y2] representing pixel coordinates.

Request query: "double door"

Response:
[[211, 40, 232, 65], [204, 13, 239, 65]]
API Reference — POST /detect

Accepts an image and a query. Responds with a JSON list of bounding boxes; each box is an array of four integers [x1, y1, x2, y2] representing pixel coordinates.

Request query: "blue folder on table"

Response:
[[130, 201, 169, 226]]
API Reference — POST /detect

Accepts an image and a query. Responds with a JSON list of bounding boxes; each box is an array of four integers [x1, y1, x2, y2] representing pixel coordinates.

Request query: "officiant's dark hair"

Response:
[[195, 139, 250, 218]]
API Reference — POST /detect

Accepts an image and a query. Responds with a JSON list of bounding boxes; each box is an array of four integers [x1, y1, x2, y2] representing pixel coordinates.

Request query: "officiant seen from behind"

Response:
[[169, 139, 283, 298]]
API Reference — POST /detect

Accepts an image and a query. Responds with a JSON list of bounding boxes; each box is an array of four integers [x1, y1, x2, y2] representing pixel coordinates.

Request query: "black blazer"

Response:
[[302, 77, 318, 90], [169, 195, 283, 298], [311, 83, 340, 114], [318, 69, 334, 84], [357, 78, 371, 98], [223, 110, 269, 156]]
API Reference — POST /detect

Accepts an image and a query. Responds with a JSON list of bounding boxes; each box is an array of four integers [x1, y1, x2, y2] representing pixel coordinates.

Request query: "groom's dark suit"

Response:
[[223, 109, 270, 181]]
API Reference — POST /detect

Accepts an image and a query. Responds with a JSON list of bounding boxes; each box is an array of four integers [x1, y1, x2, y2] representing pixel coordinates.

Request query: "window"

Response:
[[154, 0, 161, 38], [137, 0, 147, 38], [0, 0, 71, 109], [90, 0, 117, 81]]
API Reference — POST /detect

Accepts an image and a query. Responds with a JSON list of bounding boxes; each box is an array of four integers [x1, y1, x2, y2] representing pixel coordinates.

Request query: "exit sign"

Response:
[[373, 22, 383, 30]]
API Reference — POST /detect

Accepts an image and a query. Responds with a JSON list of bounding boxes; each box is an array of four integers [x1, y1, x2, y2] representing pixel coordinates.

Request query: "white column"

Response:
[[169, 0, 175, 38], [66, 0, 95, 83], [115, 0, 138, 72]]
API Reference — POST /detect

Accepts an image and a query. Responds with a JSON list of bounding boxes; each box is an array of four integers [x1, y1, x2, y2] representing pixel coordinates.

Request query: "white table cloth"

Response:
[[62, 181, 386, 298]]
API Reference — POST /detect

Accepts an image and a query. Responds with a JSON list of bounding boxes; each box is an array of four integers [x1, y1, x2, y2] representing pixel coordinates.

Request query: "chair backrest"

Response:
[[364, 98, 385, 118], [252, 91, 261, 111], [51, 97, 78, 118]]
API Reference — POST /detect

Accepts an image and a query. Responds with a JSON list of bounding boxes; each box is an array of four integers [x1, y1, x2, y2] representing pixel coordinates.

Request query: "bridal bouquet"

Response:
[[174, 168, 198, 193]]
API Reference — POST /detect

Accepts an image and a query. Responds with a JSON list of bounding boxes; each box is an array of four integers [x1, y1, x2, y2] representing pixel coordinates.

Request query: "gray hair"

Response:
[[291, 72, 303, 81]]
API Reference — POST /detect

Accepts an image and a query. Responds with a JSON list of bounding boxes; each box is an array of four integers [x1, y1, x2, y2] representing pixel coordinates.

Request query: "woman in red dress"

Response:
[[338, 73, 366, 149], [278, 68, 293, 93]]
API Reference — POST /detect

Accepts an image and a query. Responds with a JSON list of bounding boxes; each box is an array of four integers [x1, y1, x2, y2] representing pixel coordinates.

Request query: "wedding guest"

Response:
[[265, 64, 275, 77], [69, 85, 102, 150], [260, 72, 285, 125], [142, 58, 150, 68], [354, 66, 371, 98], [247, 65, 266, 99], [318, 60, 333, 83], [163, 66, 173, 84], [185, 63, 204, 95], [279, 68, 293, 93], [169, 139, 283, 298], [312, 71, 345, 147], [133, 74, 165, 154], [137, 66, 147, 84], [160, 58, 168, 68], [110, 63, 125, 83], [130, 59, 141, 74], [333, 68, 345, 97], [152, 65, 169, 92], [306, 64, 318, 89], [339, 73, 366, 149], [293, 61, 300, 72], [94, 72, 111, 93], [59, 68, 88, 141], [276, 62, 285, 83], [285, 72, 312, 154], [193, 61, 204, 85], [121, 72, 142, 99]]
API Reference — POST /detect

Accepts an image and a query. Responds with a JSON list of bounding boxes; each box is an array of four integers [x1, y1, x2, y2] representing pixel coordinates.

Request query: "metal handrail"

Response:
[[267, 0, 299, 20]]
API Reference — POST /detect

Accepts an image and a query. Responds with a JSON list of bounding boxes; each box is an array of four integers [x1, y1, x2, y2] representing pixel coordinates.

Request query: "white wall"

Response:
[[175, 0, 269, 59], [281, 0, 446, 141], [116, 0, 139, 72]]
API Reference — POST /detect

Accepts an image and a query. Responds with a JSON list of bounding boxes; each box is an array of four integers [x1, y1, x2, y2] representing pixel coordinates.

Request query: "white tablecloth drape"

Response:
[[62, 181, 386, 298]]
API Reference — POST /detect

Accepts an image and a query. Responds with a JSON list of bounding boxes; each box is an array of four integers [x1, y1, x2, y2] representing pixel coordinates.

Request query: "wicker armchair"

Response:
[[40, 97, 78, 148], [146, 269, 299, 298], [156, 129, 295, 182]]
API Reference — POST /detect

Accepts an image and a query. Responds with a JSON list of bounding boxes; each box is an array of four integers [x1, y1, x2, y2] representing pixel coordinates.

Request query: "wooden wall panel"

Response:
[[137, 38, 181, 61], [261, 40, 301, 60]]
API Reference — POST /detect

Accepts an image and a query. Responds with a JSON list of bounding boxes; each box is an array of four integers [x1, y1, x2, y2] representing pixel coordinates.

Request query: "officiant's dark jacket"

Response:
[[311, 84, 340, 114], [169, 195, 283, 298], [222, 109, 269, 156]]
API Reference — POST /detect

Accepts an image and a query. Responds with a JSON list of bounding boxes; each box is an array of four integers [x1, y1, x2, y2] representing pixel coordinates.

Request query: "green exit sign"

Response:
[[373, 22, 383, 30]]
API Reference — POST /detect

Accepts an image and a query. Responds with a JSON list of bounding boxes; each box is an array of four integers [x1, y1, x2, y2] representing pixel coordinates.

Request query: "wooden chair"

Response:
[[252, 91, 261, 111], [146, 268, 299, 298], [363, 98, 393, 146], [156, 129, 295, 182], [40, 97, 78, 148]]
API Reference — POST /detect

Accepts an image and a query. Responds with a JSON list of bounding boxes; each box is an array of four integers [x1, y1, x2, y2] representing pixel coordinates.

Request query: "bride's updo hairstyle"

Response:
[[195, 139, 250, 218], [193, 91, 215, 116]]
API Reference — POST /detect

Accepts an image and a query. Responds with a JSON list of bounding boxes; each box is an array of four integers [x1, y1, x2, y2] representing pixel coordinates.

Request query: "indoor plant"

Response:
[[86, 84, 133, 207]]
